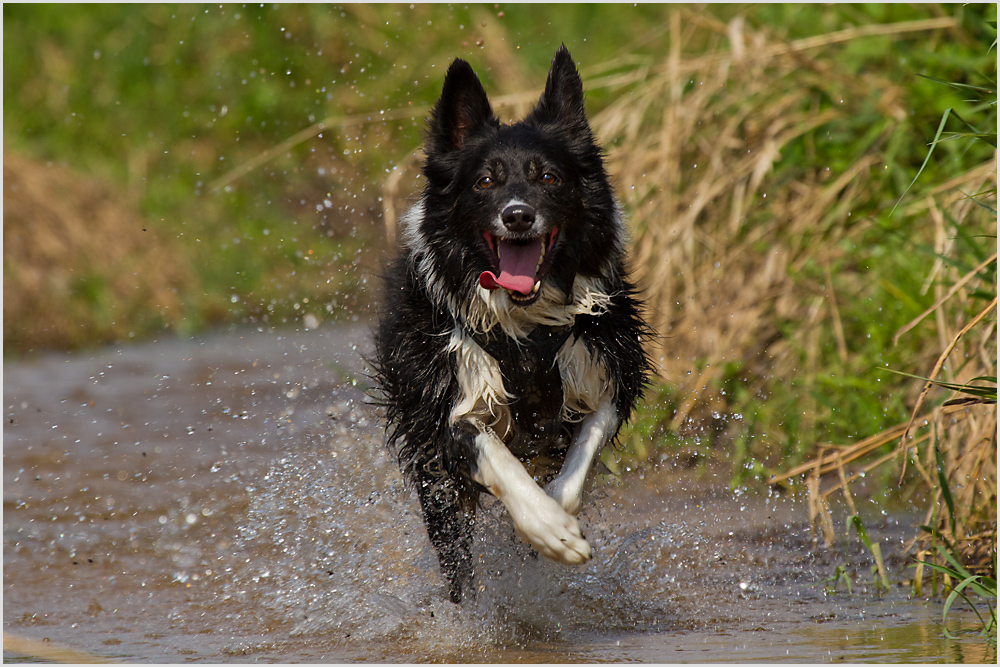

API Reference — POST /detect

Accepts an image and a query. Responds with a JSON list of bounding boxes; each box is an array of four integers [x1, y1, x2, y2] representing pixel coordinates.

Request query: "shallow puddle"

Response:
[[4, 326, 995, 662]]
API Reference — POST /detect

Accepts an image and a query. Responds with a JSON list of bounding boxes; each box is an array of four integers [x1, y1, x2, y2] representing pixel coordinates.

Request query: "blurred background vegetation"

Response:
[[3, 5, 996, 579]]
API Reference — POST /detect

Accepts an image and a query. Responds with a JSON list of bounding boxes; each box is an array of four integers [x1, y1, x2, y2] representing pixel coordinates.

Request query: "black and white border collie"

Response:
[[373, 46, 652, 603]]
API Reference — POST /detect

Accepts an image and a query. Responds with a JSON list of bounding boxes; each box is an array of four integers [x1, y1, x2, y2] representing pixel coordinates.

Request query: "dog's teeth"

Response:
[[537, 235, 549, 271], [531, 281, 541, 295]]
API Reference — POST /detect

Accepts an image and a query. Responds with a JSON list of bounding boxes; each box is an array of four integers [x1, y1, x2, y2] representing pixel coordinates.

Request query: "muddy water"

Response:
[[4, 326, 994, 663]]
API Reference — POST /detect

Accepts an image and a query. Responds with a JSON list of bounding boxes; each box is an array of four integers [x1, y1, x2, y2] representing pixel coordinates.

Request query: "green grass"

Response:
[[917, 526, 997, 635]]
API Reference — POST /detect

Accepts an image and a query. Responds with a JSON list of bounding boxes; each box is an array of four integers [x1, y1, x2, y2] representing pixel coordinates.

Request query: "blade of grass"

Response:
[[850, 515, 891, 590], [916, 74, 997, 98], [918, 560, 995, 607], [890, 109, 952, 216], [884, 369, 997, 401], [934, 446, 958, 537], [943, 577, 988, 638]]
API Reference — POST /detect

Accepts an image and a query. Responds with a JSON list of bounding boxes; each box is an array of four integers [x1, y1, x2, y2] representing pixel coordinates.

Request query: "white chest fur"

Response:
[[448, 326, 610, 439]]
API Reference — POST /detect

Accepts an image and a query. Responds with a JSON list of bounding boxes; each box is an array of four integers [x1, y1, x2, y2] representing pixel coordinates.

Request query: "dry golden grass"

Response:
[[762, 108, 997, 574], [3, 152, 193, 350], [771, 176, 997, 572], [592, 12, 965, 435], [601, 10, 996, 572]]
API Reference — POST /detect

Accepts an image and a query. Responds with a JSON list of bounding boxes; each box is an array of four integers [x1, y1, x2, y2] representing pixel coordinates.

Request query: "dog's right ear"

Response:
[[427, 59, 497, 153]]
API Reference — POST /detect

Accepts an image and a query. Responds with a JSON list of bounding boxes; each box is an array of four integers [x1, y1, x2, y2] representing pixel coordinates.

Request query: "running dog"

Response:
[[373, 46, 651, 603]]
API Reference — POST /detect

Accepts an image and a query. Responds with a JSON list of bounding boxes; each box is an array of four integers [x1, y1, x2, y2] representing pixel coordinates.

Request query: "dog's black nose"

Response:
[[501, 204, 536, 233]]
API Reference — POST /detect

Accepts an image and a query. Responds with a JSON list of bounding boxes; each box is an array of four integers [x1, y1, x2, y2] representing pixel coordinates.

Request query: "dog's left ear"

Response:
[[528, 45, 590, 134]]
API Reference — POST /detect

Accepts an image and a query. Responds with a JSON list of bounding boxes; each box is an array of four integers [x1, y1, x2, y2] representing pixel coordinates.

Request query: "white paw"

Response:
[[468, 427, 593, 565], [509, 491, 592, 564]]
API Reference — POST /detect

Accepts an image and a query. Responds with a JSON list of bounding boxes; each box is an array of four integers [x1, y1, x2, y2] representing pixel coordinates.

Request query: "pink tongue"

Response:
[[479, 238, 542, 295]]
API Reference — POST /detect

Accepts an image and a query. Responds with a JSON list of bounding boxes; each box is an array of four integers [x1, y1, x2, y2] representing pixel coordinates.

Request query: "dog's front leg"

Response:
[[544, 394, 619, 516], [460, 420, 592, 564], [414, 465, 476, 603]]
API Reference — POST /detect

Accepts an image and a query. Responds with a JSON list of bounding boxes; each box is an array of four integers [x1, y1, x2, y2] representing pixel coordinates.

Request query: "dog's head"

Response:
[[416, 46, 620, 308]]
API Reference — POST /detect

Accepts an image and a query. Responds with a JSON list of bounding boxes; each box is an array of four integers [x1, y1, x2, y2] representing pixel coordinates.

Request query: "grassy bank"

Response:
[[4, 4, 996, 579]]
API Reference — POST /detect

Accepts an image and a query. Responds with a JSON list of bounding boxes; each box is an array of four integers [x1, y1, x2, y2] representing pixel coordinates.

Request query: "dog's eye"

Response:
[[540, 172, 560, 185], [477, 176, 495, 189]]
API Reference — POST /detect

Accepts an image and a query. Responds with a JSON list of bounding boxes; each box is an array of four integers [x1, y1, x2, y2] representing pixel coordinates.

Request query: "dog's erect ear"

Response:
[[529, 45, 589, 133], [428, 58, 497, 152]]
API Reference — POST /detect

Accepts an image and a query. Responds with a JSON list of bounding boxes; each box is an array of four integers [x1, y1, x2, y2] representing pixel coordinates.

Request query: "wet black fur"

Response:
[[372, 46, 651, 603]]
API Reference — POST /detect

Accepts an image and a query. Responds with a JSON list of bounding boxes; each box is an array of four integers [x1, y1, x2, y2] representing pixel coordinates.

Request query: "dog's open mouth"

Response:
[[479, 228, 559, 304]]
